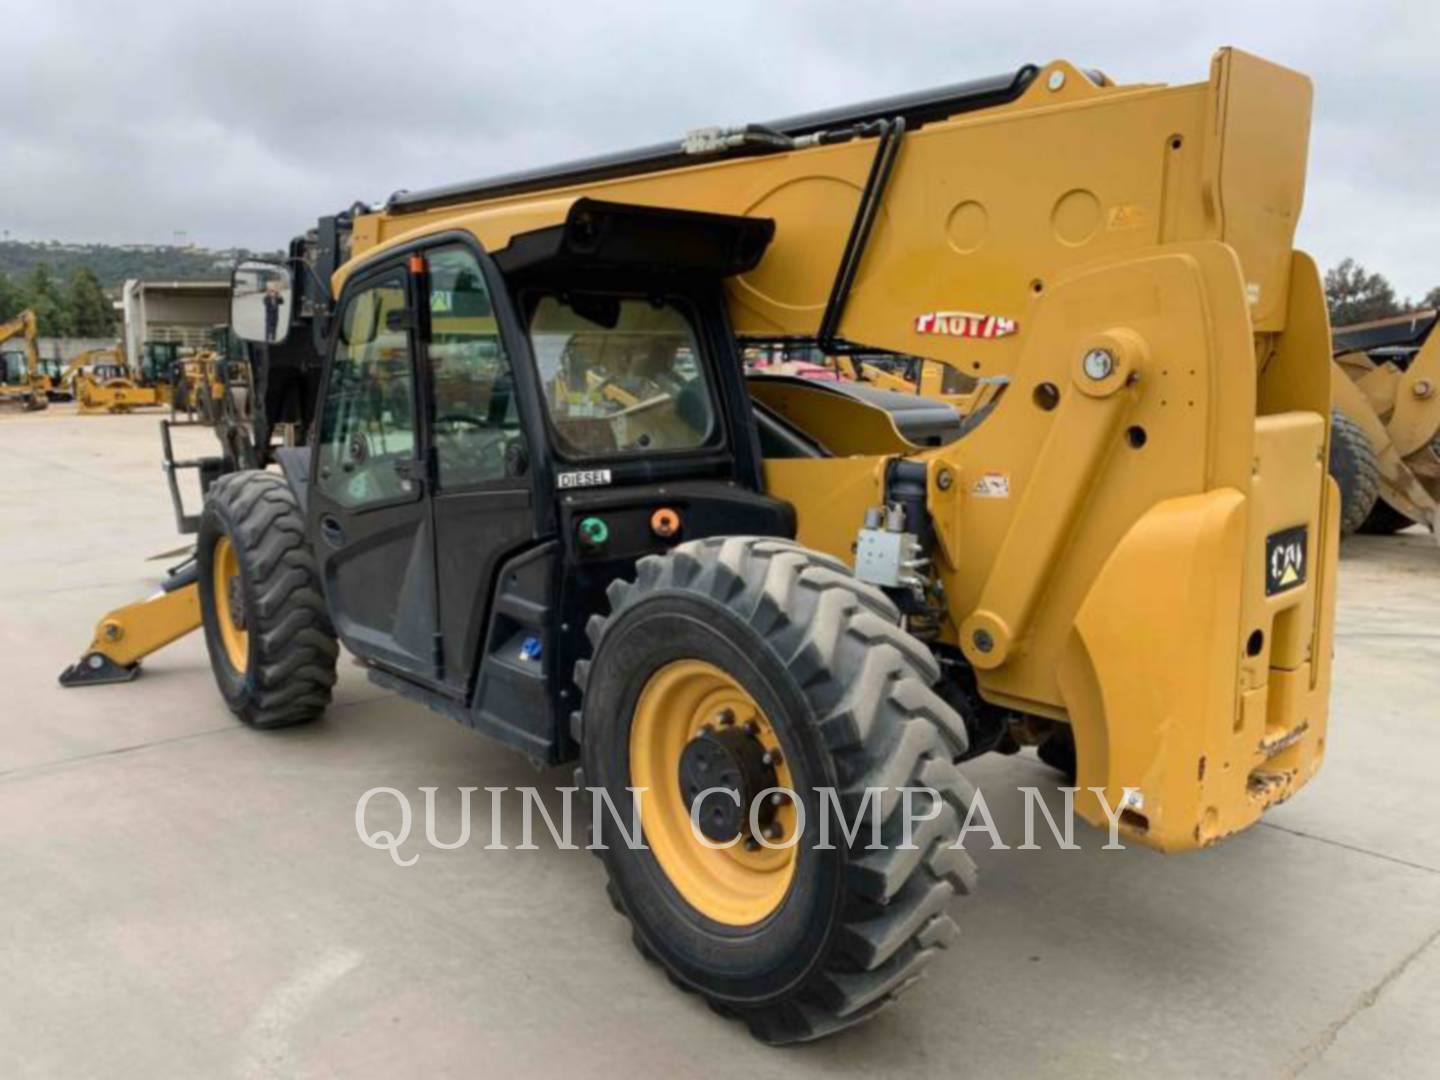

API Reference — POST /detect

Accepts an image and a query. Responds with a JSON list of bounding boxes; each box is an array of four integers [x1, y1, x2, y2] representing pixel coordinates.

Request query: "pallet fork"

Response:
[[160, 418, 226, 534]]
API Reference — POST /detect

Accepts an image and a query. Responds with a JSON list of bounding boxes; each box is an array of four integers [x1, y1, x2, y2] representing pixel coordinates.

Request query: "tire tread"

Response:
[[200, 471, 337, 728], [578, 536, 975, 1044]]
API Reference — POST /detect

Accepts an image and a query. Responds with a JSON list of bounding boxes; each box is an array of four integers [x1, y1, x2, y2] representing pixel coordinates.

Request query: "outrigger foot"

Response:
[[56, 566, 202, 690], [58, 654, 141, 688]]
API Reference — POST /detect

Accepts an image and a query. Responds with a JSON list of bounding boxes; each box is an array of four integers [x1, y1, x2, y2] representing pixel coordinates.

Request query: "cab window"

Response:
[[527, 293, 715, 458], [425, 245, 521, 488], [1, 351, 24, 384], [315, 274, 418, 508]]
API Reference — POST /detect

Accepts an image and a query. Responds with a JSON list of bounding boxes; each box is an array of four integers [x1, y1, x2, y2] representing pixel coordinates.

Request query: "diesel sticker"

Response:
[[1265, 525, 1308, 596], [557, 469, 613, 490]]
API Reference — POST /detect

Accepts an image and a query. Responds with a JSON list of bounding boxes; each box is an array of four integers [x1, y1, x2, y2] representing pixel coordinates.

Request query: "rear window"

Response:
[[527, 293, 716, 457]]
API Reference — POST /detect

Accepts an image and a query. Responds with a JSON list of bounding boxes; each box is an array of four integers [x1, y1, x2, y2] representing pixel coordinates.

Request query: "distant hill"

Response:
[[0, 240, 282, 290]]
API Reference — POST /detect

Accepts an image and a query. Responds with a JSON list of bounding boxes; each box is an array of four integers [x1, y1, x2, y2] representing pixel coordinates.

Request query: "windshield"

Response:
[[527, 293, 716, 458]]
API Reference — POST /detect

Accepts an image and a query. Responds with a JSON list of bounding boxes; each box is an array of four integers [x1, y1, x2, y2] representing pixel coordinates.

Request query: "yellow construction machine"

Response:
[[842, 353, 1008, 423], [64, 344, 170, 414], [1327, 310, 1440, 534], [63, 49, 1337, 1042], [169, 349, 229, 423], [0, 310, 50, 411]]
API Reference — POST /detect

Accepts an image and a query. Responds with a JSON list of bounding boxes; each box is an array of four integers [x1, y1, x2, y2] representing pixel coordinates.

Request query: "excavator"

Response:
[[63, 49, 1338, 1042], [0, 310, 50, 411]]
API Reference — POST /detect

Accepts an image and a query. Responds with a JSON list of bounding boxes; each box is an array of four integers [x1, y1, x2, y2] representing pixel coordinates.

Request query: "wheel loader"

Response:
[[0, 309, 50, 411], [1327, 309, 1440, 535], [62, 48, 1338, 1043]]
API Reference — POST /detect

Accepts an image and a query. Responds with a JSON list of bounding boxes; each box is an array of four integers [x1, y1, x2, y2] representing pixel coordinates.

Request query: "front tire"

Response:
[[576, 537, 976, 1044], [197, 471, 338, 728]]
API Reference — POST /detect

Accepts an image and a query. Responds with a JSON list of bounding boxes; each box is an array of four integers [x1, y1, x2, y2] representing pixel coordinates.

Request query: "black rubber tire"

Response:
[[1328, 409, 1381, 536], [575, 536, 976, 1044], [1358, 498, 1415, 535], [197, 470, 338, 728], [1036, 724, 1077, 781]]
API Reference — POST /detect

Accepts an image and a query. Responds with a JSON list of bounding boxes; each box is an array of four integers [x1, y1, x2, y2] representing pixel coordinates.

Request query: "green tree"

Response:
[[1325, 258, 1401, 327], [65, 267, 115, 336], [0, 272, 22, 322], [21, 263, 70, 337], [1420, 286, 1440, 312]]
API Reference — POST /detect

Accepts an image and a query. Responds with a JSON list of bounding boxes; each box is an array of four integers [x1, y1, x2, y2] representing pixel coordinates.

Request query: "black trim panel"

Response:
[[386, 68, 1038, 215]]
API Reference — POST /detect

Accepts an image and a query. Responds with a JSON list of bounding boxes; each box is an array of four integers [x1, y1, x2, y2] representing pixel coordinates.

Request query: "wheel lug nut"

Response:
[[744, 837, 761, 852], [762, 824, 782, 841], [744, 720, 759, 735], [762, 748, 783, 767], [769, 792, 785, 806], [716, 708, 734, 726]]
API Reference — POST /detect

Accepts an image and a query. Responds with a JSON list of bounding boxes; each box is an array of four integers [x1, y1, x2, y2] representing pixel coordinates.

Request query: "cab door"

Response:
[[309, 262, 437, 678], [418, 241, 542, 695]]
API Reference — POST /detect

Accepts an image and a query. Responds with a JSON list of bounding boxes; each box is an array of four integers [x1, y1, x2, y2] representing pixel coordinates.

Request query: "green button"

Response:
[[579, 516, 609, 547]]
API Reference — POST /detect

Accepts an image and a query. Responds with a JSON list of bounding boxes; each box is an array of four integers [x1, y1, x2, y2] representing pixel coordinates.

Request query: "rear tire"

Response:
[[1328, 409, 1380, 536], [197, 470, 338, 728], [576, 537, 976, 1044]]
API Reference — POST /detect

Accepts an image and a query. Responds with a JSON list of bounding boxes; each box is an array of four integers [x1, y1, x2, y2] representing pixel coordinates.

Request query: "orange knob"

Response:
[[650, 507, 681, 539]]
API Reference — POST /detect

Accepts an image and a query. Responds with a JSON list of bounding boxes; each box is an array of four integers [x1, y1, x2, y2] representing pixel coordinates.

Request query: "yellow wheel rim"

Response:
[[630, 659, 797, 926], [212, 535, 249, 673]]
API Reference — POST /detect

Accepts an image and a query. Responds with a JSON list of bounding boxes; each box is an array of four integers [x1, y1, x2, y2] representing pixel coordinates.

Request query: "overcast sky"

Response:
[[3, 1, 1436, 298]]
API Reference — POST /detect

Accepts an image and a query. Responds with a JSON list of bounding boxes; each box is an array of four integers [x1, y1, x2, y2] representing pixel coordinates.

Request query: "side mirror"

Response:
[[232, 260, 293, 345]]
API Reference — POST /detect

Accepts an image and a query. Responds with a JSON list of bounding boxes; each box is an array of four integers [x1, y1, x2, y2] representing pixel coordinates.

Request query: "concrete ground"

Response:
[[2, 404, 1437, 1079]]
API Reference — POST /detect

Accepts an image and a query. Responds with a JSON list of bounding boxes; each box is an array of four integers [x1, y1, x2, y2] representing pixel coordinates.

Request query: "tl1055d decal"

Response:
[[914, 311, 1018, 339]]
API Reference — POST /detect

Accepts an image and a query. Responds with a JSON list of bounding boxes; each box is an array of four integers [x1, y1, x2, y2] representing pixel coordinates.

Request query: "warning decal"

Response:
[[971, 472, 1011, 498]]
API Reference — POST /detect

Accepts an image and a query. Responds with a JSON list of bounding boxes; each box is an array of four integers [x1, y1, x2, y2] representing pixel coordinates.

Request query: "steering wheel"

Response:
[[435, 412, 487, 430]]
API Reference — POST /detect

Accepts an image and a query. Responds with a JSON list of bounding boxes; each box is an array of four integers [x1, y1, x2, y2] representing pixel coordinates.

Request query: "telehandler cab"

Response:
[[63, 48, 1338, 1042]]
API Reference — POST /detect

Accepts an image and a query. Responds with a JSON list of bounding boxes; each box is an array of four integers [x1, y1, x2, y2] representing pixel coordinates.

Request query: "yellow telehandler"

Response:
[[63, 48, 1337, 1042]]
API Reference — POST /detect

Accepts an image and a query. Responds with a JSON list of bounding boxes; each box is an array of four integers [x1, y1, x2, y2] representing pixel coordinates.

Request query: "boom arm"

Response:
[[355, 50, 1310, 364]]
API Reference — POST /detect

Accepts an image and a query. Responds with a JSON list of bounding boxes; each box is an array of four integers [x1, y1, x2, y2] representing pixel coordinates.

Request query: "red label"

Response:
[[914, 311, 1018, 339]]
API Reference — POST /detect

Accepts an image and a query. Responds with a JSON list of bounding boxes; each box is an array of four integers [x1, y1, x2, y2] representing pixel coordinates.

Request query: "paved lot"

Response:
[[2, 405, 1438, 1079]]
